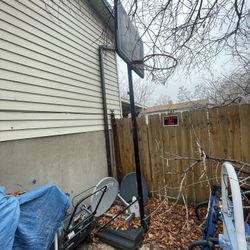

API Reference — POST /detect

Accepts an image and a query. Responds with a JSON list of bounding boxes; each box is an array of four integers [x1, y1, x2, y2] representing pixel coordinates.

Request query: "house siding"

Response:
[[0, 0, 120, 141]]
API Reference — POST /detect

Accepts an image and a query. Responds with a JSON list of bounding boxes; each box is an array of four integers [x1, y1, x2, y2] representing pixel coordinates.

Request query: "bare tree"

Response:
[[177, 62, 250, 105], [112, 0, 250, 84], [119, 77, 155, 106], [154, 94, 173, 105]]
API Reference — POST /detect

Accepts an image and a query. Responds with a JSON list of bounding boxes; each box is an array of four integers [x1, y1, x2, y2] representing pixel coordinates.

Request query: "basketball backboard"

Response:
[[115, 0, 144, 78]]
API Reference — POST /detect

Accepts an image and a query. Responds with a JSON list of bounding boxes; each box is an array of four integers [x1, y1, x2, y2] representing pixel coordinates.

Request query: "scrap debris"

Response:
[[91, 197, 218, 249]]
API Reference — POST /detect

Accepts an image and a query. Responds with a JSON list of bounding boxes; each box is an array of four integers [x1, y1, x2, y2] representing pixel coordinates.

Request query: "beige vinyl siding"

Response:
[[0, 0, 121, 142], [103, 52, 120, 115]]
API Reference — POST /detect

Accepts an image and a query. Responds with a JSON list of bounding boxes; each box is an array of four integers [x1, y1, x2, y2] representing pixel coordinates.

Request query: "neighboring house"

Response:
[[121, 98, 146, 117], [145, 99, 209, 115], [0, 0, 121, 195]]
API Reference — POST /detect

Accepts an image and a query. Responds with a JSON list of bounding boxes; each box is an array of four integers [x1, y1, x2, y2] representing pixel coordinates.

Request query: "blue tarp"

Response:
[[0, 184, 70, 250], [0, 187, 20, 250], [13, 184, 70, 250]]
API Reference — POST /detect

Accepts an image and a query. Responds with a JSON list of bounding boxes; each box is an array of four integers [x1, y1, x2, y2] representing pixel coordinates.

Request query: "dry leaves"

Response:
[[143, 198, 204, 249], [8, 191, 26, 196], [91, 197, 214, 249]]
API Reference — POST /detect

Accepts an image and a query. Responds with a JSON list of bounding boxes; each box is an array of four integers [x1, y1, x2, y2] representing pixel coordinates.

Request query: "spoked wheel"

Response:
[[188, 240, 214, 250]]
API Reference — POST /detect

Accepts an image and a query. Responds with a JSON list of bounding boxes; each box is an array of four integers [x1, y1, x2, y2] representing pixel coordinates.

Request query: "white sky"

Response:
[[118, 50, 236, 104]]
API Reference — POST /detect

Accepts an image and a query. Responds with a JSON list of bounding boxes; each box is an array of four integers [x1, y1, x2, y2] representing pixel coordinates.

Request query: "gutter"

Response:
[[99, 45, 115, 177], [87, 0, 115, 34]]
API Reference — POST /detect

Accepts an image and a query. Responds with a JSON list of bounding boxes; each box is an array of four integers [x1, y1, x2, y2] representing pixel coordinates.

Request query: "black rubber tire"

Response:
[[188, 240, 214, 250], [195, 201, 209, 223]]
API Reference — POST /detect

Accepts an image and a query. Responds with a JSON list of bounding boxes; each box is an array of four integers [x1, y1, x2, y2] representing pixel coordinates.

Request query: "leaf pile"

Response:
[[91, 197, 216, 249], [143, 198, 204, 249]]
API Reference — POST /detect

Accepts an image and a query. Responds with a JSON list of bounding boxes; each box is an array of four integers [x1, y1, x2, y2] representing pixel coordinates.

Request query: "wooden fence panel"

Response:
[[112, 104, 250, 204]]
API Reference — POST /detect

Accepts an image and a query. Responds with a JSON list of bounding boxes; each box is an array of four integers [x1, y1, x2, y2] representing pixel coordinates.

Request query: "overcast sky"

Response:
[[114, 0, 247, 105], [118, 49, 236, 105]]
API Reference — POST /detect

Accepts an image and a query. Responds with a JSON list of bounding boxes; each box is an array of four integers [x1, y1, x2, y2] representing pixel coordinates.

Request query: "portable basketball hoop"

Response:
[[114, 0, 146, 230]]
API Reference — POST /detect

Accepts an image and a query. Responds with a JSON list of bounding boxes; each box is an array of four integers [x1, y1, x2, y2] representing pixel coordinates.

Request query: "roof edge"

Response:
[[87, 0, 115, 34]]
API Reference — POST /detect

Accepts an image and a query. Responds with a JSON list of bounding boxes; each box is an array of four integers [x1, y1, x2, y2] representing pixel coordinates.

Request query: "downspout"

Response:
[[99, 45, 115, 177]]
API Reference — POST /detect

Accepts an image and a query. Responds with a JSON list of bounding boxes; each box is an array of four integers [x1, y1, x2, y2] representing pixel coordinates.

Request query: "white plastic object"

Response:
[[90, 177, 119, 217], [221, 162, 247, 250], [129, 196, 140, 217]]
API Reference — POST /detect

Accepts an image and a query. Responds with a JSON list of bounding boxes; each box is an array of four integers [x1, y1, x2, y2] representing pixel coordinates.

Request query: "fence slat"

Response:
[[116, 118, 134, 177], [190, 110, 211, 201], [239, 104, 250, 163], [137, 117, 152, 191], [181, 111, 196, 202], [148, 115, 164, 197]]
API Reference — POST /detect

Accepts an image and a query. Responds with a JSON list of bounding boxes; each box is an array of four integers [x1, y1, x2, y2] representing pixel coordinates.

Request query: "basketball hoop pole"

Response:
[[127, 64, 145, 229]]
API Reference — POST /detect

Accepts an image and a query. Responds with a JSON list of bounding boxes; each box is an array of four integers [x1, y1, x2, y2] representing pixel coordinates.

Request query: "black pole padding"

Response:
[[127, 65, 146, 229]]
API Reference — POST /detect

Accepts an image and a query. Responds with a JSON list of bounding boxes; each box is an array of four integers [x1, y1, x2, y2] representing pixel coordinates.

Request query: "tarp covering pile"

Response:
[[0, 184, 70, 250], [0, 187, 20, 249]]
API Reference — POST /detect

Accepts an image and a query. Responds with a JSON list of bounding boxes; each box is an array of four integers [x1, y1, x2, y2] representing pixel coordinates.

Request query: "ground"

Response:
[[77, 197, 212, 250]]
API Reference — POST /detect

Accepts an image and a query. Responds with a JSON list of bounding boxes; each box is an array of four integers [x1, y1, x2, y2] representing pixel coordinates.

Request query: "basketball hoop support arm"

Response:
[[127, 65, 146, 229]]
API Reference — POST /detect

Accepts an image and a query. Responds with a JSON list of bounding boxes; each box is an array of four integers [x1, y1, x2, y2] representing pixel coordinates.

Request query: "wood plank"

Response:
[[239, 104, 250, 163], [160, 113, 182, 200], [111, 114, 123, 182], [190, 109, 210, 202], [115, 118, 134, 177], [137, 116, 152, 193], [147, 115, 164, 198], [161, 115, 171, 198], [222, 105, 241, 160], [180, 111, 196, 203]]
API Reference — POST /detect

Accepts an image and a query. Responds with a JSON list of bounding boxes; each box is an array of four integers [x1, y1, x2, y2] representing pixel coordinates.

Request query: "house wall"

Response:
[[0, 0, 120, 141], [0, 0, 120, 194], [0, 131, 108, 195]]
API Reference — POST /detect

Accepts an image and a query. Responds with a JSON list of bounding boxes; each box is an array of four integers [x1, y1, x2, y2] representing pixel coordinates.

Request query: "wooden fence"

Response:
[[112, 104, 250, 203]]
